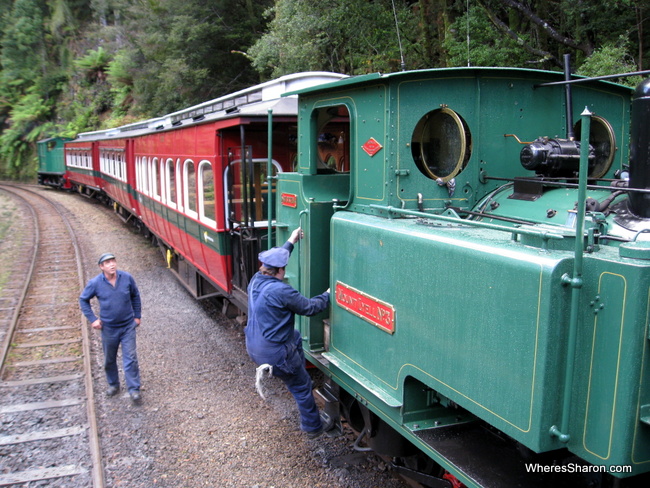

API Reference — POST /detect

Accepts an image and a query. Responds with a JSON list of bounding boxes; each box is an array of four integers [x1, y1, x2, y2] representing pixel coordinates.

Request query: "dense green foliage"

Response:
[[248, 0, 420, 76], [1, 0, 648, 180]]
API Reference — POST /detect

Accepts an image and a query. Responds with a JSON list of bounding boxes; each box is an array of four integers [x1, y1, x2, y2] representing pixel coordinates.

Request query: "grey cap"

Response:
[[98, 253, 116, 265]]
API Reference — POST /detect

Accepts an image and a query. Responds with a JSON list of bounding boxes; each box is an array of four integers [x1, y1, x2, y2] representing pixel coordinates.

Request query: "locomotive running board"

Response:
[[414, 423, 589, 487]]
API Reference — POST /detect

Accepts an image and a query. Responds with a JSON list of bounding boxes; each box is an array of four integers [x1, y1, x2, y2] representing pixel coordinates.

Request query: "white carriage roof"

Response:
[[74, 72, 347, 142]]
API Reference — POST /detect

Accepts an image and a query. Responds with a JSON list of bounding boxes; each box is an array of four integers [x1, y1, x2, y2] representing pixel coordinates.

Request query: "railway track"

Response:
[[0, 184, 104, 488]]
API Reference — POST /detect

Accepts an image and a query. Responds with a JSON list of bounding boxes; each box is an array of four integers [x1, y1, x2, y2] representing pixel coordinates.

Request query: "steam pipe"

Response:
[[564, 54, 575, 140]]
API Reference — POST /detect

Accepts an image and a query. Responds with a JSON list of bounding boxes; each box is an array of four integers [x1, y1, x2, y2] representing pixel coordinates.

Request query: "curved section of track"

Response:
[[0, 184, 104, 488]]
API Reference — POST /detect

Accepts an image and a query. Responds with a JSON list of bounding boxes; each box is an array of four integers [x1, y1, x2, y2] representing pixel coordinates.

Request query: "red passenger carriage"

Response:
[[98, 137, 136, 219], [64, 72, 346, 310], [65, 140, 101, 196]]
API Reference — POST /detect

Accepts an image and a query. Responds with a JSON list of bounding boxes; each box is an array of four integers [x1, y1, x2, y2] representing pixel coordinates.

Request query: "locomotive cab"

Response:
[[274, 100, 352, 350]]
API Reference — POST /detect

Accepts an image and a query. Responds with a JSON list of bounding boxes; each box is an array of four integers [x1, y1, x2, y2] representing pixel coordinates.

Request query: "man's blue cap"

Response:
[[258, 247, 290, 268], [98, 253, 116, 265]]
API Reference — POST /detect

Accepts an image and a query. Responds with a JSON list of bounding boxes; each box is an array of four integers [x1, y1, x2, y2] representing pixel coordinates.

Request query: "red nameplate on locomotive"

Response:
[[281, 192, 297, 208], [335, 281, 395, 334]]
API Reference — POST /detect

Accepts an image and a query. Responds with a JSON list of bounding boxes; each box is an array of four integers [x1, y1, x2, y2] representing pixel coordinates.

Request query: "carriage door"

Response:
[[224, 145, 281, 298]]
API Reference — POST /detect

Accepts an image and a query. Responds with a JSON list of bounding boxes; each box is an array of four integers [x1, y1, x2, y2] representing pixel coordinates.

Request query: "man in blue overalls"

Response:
[[245, 228, 332, 438]]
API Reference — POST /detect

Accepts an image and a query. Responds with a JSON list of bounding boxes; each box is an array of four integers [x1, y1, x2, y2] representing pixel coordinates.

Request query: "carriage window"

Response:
[[150, 158, 160, 200], [199, 161, 216, 225], [184, 159, 197, 217], [119, 153, 126, 181], [165, 158, 177, 208], [225, 151, 282, 227], [140, 157, 149, 194], [315, 105, 350, 173], [176, 159, 183, 211], [135, 156, 141, 190], [411, 107, 471, 182], [159, 159, 166, 201], [159, 158, 165, 200]]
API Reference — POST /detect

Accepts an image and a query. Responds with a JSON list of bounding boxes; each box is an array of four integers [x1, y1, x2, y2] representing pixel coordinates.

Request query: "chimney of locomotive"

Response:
[[628, 77, 650, 218]]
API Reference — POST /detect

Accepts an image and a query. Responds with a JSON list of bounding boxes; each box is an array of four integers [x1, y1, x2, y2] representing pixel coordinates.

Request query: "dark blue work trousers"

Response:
[[248, 329, 321, 433], [101, 321, 140, 393]]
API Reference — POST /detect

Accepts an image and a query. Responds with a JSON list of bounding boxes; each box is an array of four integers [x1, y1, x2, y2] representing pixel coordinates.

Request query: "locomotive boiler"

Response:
[[274, 68, 650, 487]]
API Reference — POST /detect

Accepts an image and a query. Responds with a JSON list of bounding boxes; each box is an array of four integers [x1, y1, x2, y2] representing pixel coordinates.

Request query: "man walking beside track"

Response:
[[79, 253, 143, 404]]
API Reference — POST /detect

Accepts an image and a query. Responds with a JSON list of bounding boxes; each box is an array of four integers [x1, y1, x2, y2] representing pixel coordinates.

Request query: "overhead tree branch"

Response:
[[494, 0, 593, 55], [480, 1, 560, 66]]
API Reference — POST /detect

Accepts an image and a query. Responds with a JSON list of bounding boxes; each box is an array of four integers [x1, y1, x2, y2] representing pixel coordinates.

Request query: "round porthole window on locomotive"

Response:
[[411, 107, 472, 182], [573, 115, 616, 178]]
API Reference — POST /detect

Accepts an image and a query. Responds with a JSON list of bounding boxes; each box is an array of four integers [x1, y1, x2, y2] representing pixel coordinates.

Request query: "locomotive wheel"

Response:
[[341, 393, 456, 488], [388, 453, 448, 488]]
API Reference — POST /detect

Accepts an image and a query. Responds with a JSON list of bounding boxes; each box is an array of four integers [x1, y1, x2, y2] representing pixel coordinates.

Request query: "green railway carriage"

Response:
[[274, 67, 650, 487], [37, 136, 72, 188]]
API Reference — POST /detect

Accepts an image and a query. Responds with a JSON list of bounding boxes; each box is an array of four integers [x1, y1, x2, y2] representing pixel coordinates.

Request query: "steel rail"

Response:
[[0, 187, 38, 370], [59, 185, 106, 488], [0, 184, 105, 488]]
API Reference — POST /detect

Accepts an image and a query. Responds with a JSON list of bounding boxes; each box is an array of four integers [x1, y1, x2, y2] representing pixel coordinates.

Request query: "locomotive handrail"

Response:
[[486, 175, 650, 194], [267, 109, 273, 249], [534, 69, 650, 87], [368, 204, 566, 240], [551, 108, 593, 445]]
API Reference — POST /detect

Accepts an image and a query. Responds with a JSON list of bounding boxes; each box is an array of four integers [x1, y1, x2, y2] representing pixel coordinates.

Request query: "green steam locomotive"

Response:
[[277, 66, 650, 487]]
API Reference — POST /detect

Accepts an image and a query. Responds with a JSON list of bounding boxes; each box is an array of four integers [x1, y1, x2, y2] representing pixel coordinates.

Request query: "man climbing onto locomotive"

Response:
[[245, 227, 332, 439]]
